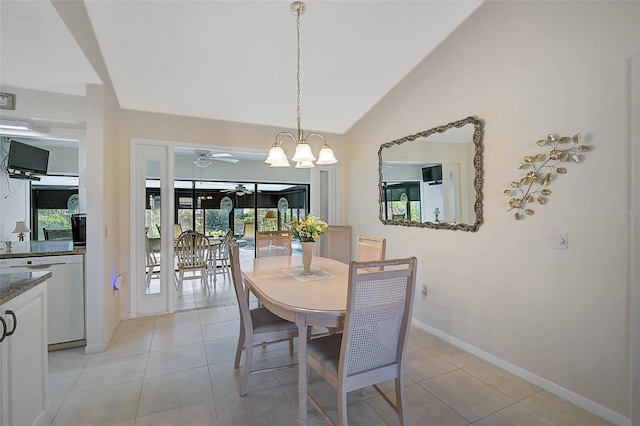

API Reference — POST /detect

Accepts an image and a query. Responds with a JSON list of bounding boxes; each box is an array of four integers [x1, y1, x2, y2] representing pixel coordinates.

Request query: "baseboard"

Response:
[[411, 319, 631, 426], [84, 343, 105, 354]]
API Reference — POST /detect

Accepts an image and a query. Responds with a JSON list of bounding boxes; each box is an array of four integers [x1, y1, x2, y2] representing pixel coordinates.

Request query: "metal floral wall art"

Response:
[[505, 133, 588, 220]]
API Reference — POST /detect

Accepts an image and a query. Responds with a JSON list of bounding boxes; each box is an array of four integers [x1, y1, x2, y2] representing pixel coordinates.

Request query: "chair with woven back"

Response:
[[228, 242, 299, 396], [256, 230, 292, 258], [356, 235, 386, 271], [175, 231, 210, 293], [306, 257, 418, 426], [321, 225, 351, 264]]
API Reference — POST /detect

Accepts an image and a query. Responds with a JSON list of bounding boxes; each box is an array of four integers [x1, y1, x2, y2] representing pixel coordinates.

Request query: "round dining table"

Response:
[[240, 255, 349, 426]]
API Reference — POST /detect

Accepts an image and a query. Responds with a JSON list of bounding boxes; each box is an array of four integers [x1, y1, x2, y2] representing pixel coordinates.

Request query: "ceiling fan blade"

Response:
[[210, 153, 232, 158], [213, 158, 239, 163]]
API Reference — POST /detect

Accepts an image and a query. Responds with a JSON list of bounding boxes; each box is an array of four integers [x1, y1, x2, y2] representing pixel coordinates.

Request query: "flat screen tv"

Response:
[[422, 164, 442, 184], [7, 140, 49, 175]]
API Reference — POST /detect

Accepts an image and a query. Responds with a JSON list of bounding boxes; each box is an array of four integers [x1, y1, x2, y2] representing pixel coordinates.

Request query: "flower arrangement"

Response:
[[288, 214, 328, 242]]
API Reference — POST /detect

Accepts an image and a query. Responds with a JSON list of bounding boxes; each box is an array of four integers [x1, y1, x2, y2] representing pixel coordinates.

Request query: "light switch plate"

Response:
[[554, 231, 568, 249]]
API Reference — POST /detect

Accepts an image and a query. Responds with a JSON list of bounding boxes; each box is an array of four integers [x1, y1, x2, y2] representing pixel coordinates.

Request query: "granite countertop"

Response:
[[0, 271, 52, 305], [0, 240, 85, 259]]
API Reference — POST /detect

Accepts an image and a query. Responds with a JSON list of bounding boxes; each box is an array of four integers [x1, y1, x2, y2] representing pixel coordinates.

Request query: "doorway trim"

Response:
[[130, 139, 176, 318]]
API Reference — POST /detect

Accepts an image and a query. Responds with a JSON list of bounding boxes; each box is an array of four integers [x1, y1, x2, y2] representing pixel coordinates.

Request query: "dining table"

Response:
[[240, 255, 349, 426]]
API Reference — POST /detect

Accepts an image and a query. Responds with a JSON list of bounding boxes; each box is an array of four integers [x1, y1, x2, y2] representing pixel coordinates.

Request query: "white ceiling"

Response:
[[1, 1, 482, 135]]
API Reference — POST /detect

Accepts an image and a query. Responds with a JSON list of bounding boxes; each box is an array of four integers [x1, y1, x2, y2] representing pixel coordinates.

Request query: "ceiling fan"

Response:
[[193, 150, 239, 167], [221, 184, 255, 196]]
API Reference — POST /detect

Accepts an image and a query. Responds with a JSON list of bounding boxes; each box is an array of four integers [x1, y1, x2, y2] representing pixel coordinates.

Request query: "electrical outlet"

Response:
[[421, 284, 428, 295]]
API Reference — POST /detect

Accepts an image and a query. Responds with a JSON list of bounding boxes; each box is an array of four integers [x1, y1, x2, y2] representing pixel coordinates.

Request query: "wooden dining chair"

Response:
[[175, 231, 210, 293], [144, 234, 161, 288], [356, 235, 386, 271], [306, 257, 417, 426], [321, 225, 351, 264], [210, 228, 233, 282], [228, 242, 299, 396], [256, 230, 292, 257]]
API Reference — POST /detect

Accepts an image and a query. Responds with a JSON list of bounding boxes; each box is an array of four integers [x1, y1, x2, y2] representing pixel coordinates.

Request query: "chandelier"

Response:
[[265, 1, 337, 169]]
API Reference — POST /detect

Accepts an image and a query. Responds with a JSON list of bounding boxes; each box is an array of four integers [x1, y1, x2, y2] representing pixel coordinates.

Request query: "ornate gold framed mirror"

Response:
[[378, 116, 484, 231]]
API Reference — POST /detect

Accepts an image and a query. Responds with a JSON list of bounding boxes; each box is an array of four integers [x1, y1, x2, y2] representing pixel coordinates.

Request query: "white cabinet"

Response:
[[1, 283, 48, 426], [1, 254, 85, 348]]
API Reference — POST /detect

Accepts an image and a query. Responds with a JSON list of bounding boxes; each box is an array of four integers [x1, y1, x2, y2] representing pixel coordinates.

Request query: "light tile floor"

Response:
[[48, 276, 613, 426]]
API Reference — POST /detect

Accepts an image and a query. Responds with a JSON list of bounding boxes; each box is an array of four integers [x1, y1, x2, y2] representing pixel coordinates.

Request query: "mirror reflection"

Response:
[[378, 116, 484, 231]]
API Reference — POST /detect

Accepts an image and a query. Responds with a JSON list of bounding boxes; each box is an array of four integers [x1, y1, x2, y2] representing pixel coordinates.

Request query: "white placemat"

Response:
[[282, 267, 336, 282]]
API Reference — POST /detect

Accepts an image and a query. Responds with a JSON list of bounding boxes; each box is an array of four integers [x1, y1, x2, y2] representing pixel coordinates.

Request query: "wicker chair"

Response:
[[228, 242, 298, 396], [356, 235, 386, 271], [321, 225, 351, 264], [175, 231, 210, 293], [306, 257, 417, 426]]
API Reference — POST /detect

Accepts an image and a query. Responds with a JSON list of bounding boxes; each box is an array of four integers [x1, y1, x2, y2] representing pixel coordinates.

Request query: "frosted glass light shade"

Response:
[[265, 145, 288, 165], [270, 158, 291, 168], [295, 161, 315, 169], [193, 158, 212, 168], [291, 143, 315, 162], [315, 146, 338, 165]]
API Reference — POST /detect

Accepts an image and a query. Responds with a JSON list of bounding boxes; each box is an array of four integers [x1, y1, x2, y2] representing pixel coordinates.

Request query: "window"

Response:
[[382, 181, 421, 222], [31, 176, 79, 240]]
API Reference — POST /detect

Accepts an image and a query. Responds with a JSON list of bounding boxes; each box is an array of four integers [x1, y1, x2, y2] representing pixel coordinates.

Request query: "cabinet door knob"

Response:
[[0, 316, 6, 343], [5, 310, 17, 336]]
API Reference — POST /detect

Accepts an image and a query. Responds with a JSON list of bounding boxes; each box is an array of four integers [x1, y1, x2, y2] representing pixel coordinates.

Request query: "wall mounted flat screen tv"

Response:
[[422, 164, 442, 184], [7, 140, 49, 175]]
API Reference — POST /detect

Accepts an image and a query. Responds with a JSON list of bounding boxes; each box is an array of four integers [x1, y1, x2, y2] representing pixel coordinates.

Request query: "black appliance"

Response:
[[71, 214, 86, 246]]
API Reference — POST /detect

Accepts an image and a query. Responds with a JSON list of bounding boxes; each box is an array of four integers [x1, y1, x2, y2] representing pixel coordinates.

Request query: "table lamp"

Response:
[[13, 221, 30, 241], [433, 208, 441, 223], [265, 210, 277, 230]]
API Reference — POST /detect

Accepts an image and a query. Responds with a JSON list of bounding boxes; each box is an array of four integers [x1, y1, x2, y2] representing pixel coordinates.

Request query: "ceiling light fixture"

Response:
[[0, 119, 31, 130], [193, 153, 212, 168], [265, 1, 337, 169]]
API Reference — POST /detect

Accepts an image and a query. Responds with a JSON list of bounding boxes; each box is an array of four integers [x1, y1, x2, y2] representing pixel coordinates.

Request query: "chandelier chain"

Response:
[[296, 10, 302, 136]]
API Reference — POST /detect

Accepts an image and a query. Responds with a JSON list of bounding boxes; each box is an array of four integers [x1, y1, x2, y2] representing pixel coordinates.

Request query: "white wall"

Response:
[[344, 1, 638, 422], [0, 86, 86, 243], [118, 109, 346, 318]]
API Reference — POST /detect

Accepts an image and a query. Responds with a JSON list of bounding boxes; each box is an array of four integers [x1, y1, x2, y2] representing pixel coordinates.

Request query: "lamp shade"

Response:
[[433, 208, 441, 215], [291, 143, 315, 163], [295, 160, 315, 169], [315, 146, 338, 165], [193, 158, 212, 168], [265, 210, 277, 219], [12, 221, 30, 234], [265, 145, 289, 165], [271, 159, 292, 168]]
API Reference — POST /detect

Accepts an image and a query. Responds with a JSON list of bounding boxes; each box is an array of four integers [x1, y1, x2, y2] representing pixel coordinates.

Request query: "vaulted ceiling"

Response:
[[0, 1, 482, 134]]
